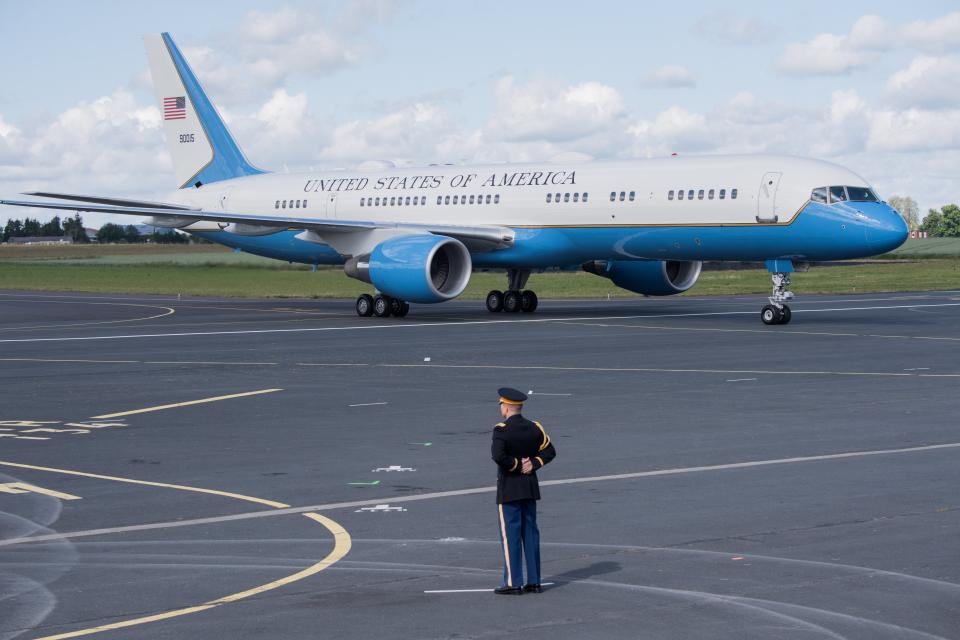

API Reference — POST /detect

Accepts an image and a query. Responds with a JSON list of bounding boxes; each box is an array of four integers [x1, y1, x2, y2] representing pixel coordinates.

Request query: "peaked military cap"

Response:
[[498, 387, 528, 405]]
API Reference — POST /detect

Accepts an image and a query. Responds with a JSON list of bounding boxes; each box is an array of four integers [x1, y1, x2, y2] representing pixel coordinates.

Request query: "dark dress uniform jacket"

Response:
[[491, 414, 557, 504]]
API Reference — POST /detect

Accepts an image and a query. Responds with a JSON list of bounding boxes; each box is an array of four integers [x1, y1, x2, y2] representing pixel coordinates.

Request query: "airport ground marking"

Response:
[[349, 402, 388, 407], [379, 363, 960, 379], [0, 482, 81, 500], [0, 461, 351, 640], [8, 440, 960, 548], [0, 299, 175, 332], [1, 301, 959, 344], [90, 388, 283, 419]]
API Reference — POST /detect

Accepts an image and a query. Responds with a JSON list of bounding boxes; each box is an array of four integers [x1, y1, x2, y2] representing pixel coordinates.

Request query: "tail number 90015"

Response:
[[179, 134, 195, 143]]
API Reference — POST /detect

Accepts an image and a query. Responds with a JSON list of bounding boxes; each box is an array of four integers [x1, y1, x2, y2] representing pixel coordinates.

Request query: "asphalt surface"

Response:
[[1, 288, 959, 639]]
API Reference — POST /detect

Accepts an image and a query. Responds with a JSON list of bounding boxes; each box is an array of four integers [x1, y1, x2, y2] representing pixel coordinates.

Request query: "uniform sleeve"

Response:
[[491, 426, 520, 473], [531, 421, 556, 471]]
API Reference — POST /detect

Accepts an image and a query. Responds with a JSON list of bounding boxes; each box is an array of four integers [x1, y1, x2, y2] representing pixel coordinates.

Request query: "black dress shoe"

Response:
[[523, 583, 542, 593], [494, 586, 523, 595]]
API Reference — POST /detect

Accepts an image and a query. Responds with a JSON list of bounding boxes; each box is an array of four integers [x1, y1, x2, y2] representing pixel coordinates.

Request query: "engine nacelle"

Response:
[[582, 259, 702, 296], [345, 234, 472, 303]]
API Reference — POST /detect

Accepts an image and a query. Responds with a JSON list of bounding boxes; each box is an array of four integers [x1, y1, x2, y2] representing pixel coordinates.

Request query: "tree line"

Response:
[[887, 197, 960, 237], [3, 214, 188, 244]]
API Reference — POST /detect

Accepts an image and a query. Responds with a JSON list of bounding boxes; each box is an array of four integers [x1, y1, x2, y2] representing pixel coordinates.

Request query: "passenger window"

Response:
[[610, 191, 616, 202], [359, 198, 364, 207], [731, 188, 738, 200], [719, 189, 726, 199], [444, 196, 450, 205], [282, 200, 287, 208], [494, 194, 500, 204], [708, 189, 714, 200], [619, 191, 625, 201], [403, 197, 409, 206], [583, 193, 589, 202], [275, 200, 280, 209], [303, 200, 307, 208], [461, 196, 466, 205], [470, 195, 475, 204], [687, 190, 694, 200], [698, 190, 704, 200], [573, 193, 579, 202], [546, 193, 552, 203], [811, 187, 828, 203], [564, 193, 570, 202], [678, 190, 684, 200], [668, 190, 674, 200], [437, 196, 442, 205], [486, 195, 491, 204], [629, 191, 635, 201], [387, 197, 393, 206]]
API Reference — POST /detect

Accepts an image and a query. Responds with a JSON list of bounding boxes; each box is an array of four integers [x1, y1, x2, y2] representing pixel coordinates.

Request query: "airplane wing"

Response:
[[0, 194, 515, 251]]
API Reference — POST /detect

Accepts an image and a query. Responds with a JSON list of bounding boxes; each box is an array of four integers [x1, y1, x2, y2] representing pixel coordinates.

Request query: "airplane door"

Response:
[[756, 172, 782, 223], [324, 193, 338, 218]]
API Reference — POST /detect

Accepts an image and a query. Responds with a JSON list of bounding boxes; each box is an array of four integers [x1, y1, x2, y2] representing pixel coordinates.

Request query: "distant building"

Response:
[[8, 236, 73, 245]]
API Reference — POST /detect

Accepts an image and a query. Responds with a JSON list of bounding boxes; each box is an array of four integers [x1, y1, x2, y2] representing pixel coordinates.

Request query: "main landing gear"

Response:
[[355, 293, 409, 318], [486, 268, 539, 313], [760, 262, 795, 325]]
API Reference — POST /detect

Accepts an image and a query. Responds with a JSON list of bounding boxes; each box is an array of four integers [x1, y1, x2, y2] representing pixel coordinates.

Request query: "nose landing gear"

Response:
[[486, 268, 539, 313], [761, 260, 796, 325]]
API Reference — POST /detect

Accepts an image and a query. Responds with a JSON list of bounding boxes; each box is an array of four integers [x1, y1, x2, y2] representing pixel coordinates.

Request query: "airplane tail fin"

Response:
[[144, 33, 266, 189]]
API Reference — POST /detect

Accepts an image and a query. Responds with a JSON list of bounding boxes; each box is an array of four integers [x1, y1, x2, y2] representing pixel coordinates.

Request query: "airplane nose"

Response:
[[851, 202, 909, 254]]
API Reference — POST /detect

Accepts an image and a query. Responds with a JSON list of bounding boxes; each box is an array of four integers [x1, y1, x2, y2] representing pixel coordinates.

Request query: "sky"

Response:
[[1, 0, 958, 229]]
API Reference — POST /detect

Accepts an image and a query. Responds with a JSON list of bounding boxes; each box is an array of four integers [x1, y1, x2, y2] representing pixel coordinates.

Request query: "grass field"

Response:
[[2, 242, 959, 298]]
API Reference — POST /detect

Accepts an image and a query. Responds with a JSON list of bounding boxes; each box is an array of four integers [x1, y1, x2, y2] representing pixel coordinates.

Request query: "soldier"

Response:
[[491, 387, 557, 595]]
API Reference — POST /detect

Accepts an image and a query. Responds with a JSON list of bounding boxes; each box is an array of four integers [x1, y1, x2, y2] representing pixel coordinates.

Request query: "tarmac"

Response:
[[1, 288, 959, 639]]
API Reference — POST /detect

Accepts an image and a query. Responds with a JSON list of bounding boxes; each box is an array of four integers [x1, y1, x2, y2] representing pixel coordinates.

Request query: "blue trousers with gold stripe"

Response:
[[497, 499, 540, 587]]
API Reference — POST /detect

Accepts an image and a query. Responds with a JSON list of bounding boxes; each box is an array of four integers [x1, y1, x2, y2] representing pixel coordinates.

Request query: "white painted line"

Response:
[[349, 402, 388, 407], [528, 392, 572, 396], [0, 301, 957, 344], [726, 378, 757, 382], [903, 368, 931, 371], [5, 440, 960, 547]]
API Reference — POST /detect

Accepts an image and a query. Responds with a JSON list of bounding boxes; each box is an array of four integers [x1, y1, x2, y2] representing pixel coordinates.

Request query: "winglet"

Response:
[[144, 33, 266, 189]]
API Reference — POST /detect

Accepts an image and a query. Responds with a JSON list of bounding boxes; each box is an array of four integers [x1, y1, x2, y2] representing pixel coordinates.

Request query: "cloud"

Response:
[[693, 12, 776, 45], [868, 108, 960, 152], [641, 65, 696, 88], [885, 55, 960, 109], [777, 11, 960, 76], [777, 32, 878, 76], [488, 76, 625, 143]]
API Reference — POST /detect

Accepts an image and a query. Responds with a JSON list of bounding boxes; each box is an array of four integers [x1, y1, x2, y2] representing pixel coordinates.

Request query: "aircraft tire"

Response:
[[503, 290, 522, 313], [780, 305, 792, 324], [356, 294, 374, 317], [761, 304, 779, 325], [373, 295, 392, 318], [520, 290, 538, 313], [393, 300, 410, 318], [486, 290, 504, 313]]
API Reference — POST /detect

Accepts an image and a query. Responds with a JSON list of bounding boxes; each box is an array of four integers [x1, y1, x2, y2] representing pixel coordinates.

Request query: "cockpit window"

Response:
[[828, 186, 847, 203], [846, 186, 878, 202], [810, 187, 827, 203]]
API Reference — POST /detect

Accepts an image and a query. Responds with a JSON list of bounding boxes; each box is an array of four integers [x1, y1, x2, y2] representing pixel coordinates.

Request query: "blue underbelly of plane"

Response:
[[192, 201, 906, 269]]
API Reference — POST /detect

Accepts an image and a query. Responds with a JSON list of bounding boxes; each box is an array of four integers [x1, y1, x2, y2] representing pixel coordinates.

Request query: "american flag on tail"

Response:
[[163, 96, 186, 120]]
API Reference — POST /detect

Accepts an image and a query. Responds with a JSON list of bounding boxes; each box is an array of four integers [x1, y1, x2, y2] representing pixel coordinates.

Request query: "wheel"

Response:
[[485, 290, 504, 313], [780, 305, 792, 325], [389, 297, 408, 317], [373, 295, 392, 317], [520, 290, 538, 313], [356, 294, 374, 317], [503, 290, 522, 313], [760, 304, 779, 325]]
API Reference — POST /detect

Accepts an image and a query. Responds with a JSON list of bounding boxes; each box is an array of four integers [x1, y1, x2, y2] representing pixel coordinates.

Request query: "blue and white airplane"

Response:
[[2, 33, 908, 324]]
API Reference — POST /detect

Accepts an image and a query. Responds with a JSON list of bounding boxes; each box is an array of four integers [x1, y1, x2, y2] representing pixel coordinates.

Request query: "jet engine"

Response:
[[344, 234, 472, 303], [582, 259, 702, 296]]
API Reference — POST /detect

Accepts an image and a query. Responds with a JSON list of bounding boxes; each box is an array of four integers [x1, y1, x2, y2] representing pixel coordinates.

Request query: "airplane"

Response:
[[1, 33, 908, 325]]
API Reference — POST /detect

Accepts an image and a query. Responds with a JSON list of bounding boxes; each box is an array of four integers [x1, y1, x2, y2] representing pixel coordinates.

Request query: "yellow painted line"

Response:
[[0, 462, 352, 640], [90, 388, 283, 419], [0, 461, 288, 509], [0, 482, 81, 500]]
